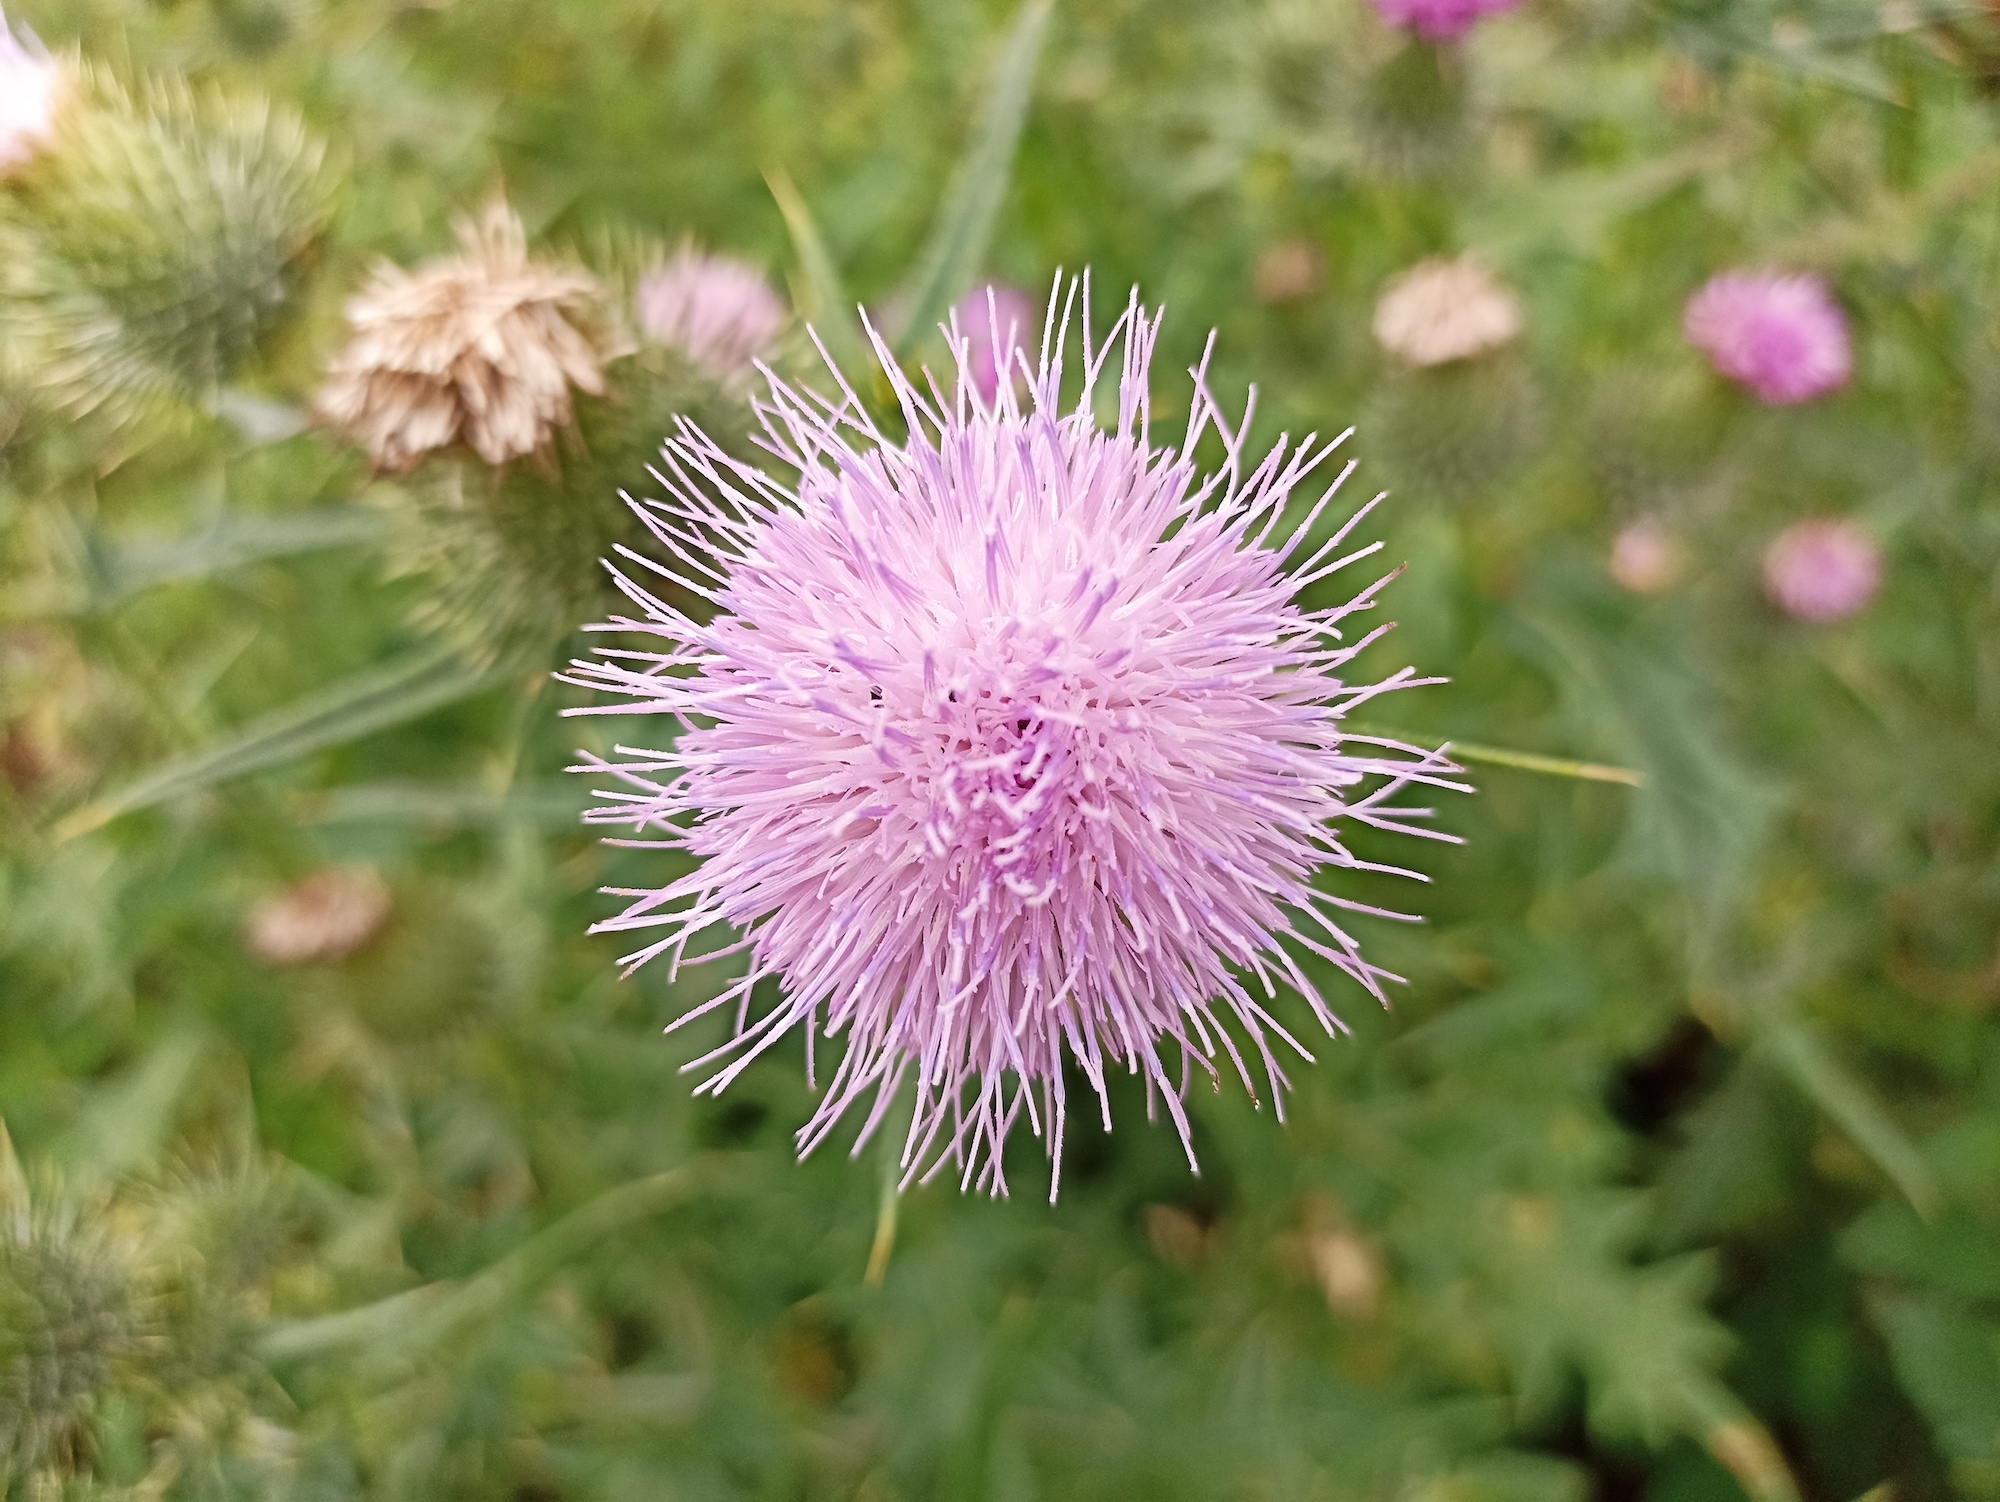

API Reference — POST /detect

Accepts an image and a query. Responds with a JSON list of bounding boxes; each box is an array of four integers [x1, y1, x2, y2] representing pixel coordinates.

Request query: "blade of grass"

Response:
[[766, 165, 867, 378], [55, 644, 516, 841], [886, 0, 1053, 353], [258, 1166, 705, 1367]]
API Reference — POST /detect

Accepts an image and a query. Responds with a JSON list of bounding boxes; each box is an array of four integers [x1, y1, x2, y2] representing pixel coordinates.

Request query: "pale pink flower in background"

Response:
[[0, 11, 66, 176], [1684, 271, 1851, 405], [1370, 0, 1522, 42], [1609, 519, 1686, 595], [566, 277, 1464, 1199], [1763, 518, 1880, 622], [953, 284, 1037, 403], [1373, 256, 1524, 367], [637, 249, 788, 380], [246, 868, 392, 966]]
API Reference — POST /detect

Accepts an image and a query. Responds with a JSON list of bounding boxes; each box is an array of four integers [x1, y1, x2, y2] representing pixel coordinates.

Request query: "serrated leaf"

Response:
[[49, 1028, 208, 1189], [1841, 1199, 2000, 1301], [1655, 1054, 1811, 1245], [1514, 600, 1785, 970], [886, 0, 1053, 353], [1867, 1290, 2000, 1474], [1759, 1019, 1942, 1220]]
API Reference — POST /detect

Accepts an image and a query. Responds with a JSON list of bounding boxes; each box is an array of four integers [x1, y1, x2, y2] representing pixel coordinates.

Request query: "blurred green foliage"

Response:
[[3, 0, 2000, 1499]]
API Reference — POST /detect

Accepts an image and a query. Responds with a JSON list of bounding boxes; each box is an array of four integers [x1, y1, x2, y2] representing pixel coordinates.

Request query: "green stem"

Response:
[[1346, 721, 1644, 788]]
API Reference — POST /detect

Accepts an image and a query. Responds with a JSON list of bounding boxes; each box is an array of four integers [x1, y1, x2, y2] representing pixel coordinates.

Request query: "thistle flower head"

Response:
[[1370, 0, 1521, 43], [0, 13, 65, 177], [244, 867, 391, 965], [567, 276, 1462, 1198], [1763, 518, 1879, 622], [1374, 255, 1524, 368], [0, 1169, 149, 1480], [1684, 270, 1851, 406], [953, 283, 1037, 402], [636, 249, 787, 381], [316, 199, 605, 471]]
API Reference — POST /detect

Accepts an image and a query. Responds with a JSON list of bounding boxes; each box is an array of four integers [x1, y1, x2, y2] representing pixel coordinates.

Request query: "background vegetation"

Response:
[[3, 0, 1999, 1498]]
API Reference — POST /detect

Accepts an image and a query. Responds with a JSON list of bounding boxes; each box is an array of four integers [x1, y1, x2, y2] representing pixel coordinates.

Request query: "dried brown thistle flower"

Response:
[[316, 199, 606, 472], [244, 867, 391, 966], [1373, 254, 1524, 367]]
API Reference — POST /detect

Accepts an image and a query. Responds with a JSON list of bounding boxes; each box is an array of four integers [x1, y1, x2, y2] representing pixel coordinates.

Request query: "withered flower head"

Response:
[[1373, 255, 1524, 368], [316, 199, 605, 472], [244, 867, 391, 967]]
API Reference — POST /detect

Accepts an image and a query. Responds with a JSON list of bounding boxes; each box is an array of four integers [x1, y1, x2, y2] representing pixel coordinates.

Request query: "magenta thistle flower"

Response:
[[954, 284, 1036, 403], [566, 278, 1462, 1198], [637, 249, 788, 381], [0, 10, 66, 177], [1370, 0, 1521, 43], [1763, 518, 1880, 622], [1684, 271, 1852, 406]]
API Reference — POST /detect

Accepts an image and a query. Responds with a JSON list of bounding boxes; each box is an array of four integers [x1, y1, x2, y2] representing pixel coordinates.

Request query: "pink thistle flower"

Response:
[[0, 11, 66, 177], [637, 249, 788, 381], [1684, 271, 1852, 406], [953, 284, 1037, 403], [565, 277, 1463, 1199], [1370, 0, 1521, 43], [1763, 518, 1880, 622]]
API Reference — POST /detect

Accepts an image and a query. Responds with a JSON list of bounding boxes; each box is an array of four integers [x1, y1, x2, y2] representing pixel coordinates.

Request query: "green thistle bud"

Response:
[[5, 76, 334, 423], [0, 1165, 152, 1482], [1349, 41, 1472, 183], [300, 880, 499, 1049], [397, 343, 760, 665], [1582, 363, 1726, 511], [1366, 355, 1541, 508]]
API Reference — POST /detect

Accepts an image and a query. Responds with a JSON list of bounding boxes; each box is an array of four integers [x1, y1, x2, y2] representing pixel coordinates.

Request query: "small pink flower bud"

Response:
[[952, 284, 1037, 404], [1608, 519, 1686, 595], [637, 250, 787, 381], [1762, 519, 1880, 622]]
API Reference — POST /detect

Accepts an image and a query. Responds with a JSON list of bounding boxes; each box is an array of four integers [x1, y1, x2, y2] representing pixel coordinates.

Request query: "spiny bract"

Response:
[[566, 280, 1464, 1198]]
